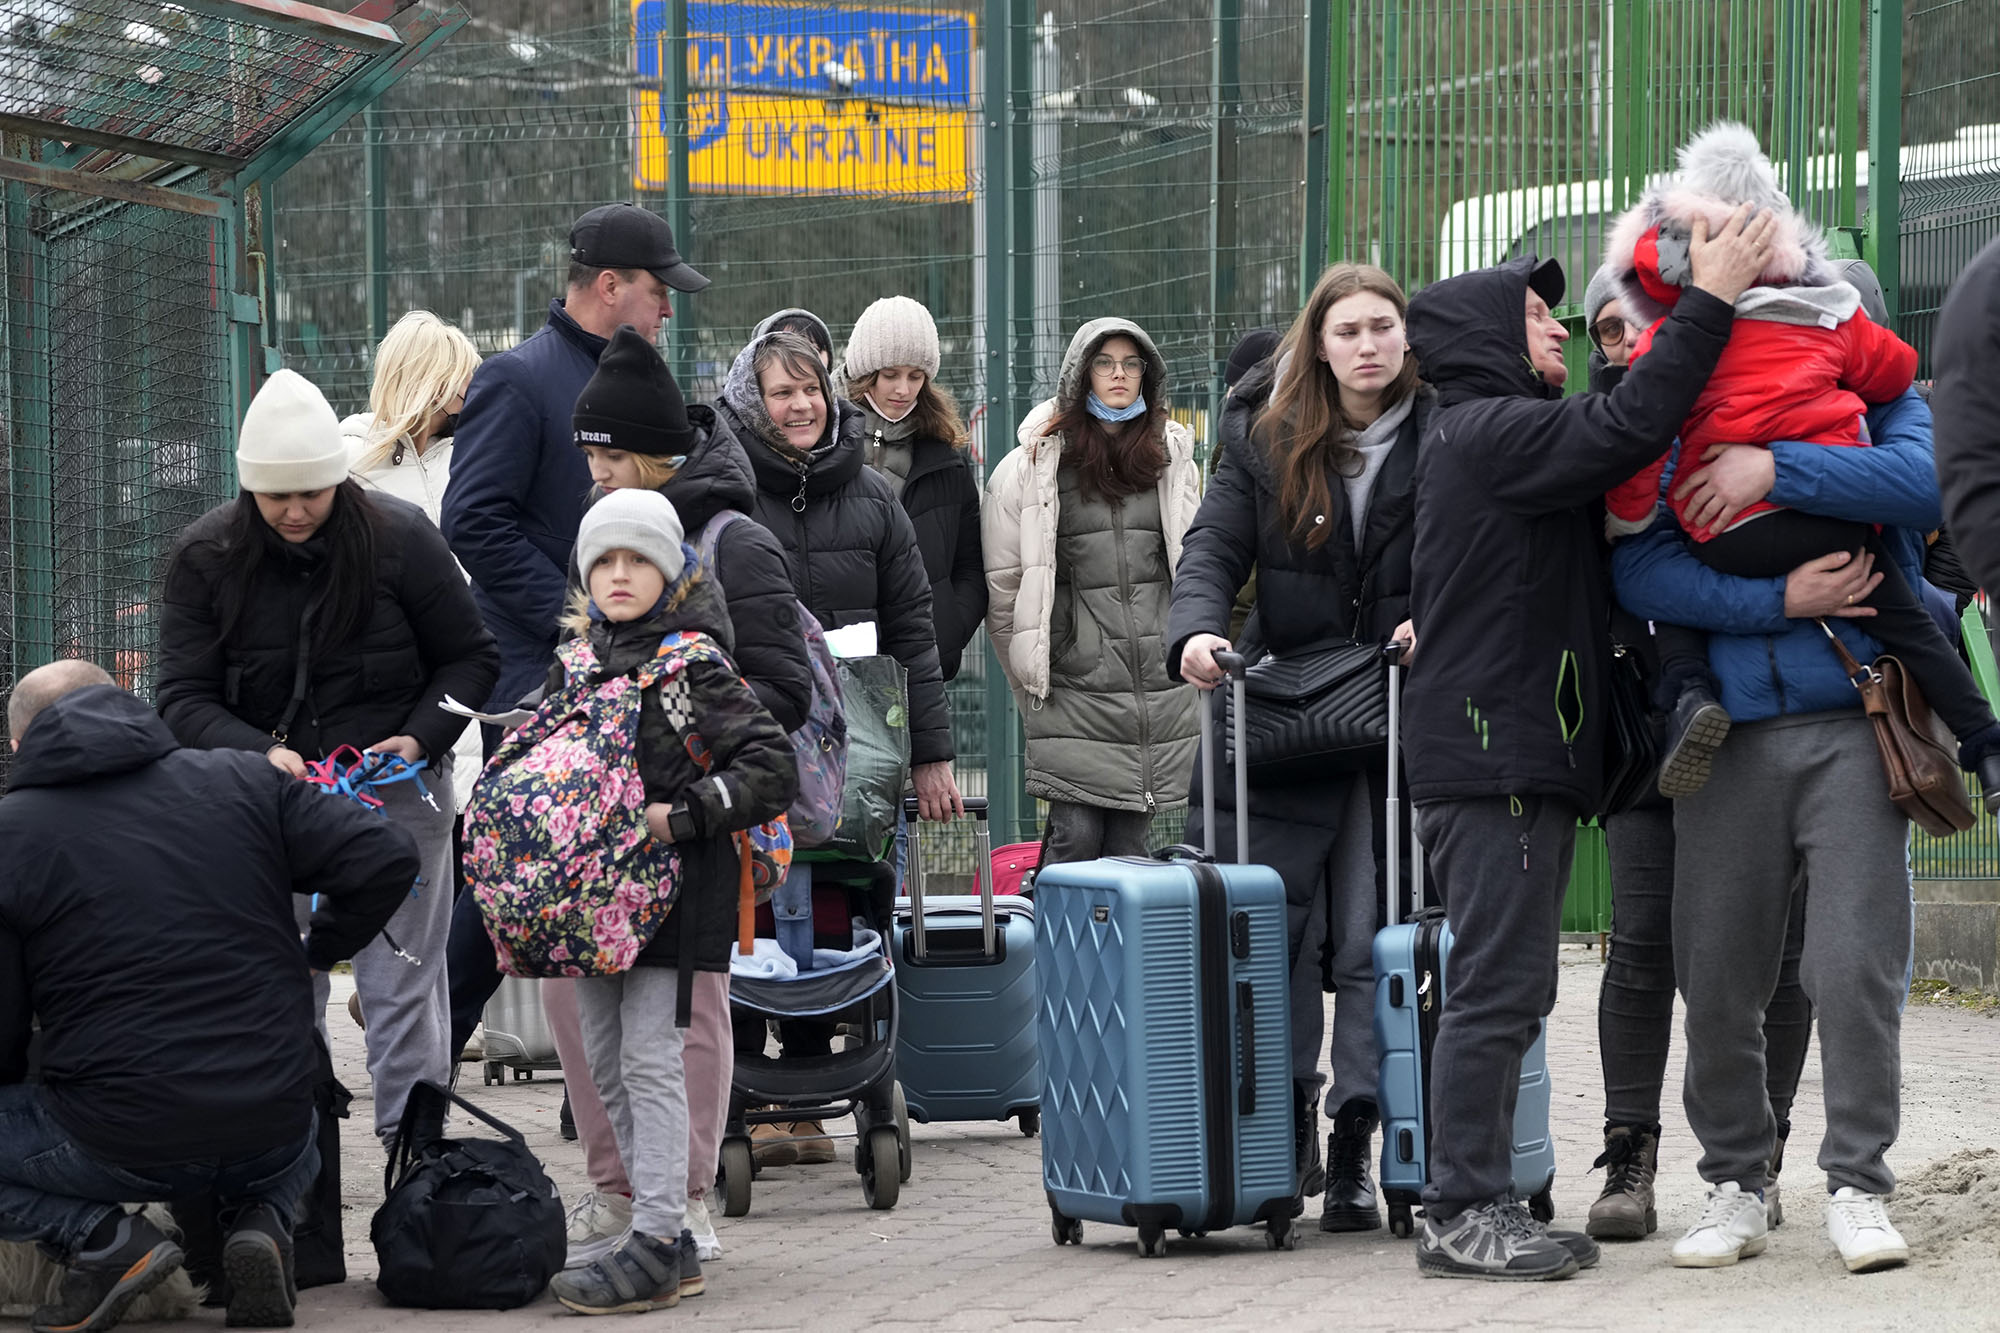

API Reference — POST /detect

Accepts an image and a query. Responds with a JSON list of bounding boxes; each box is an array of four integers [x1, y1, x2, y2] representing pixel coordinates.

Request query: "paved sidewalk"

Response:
[[301, 949, 2000, 1333]]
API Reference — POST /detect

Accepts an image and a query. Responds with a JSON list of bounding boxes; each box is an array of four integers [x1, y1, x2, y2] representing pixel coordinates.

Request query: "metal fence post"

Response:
[[3, 174, 54, 678], [1866, 0, 1903, 326], [982, 0, 1024, 843], [1301, 0, 1331, 287], [1207, 0, 1241, 447], [364, 101, 388, 345], [665, 0, 695, 381]]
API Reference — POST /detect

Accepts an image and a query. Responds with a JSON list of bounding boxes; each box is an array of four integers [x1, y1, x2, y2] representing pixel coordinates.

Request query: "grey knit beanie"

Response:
[[1583, 264, 1622, 327], [843, 295, 940, 381], [575, 488, 685, 584]]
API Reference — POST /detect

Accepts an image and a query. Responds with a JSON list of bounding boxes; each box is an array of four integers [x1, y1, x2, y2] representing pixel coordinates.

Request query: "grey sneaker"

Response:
[[1416, 1200, 1580, 1281], [30, 1211, 187, 1333], [549, 1230, 681, 1315], [674, 1229, 705, 1297]]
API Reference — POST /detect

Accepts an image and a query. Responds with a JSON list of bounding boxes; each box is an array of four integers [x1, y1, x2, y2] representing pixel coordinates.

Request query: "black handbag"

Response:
[[371, 1082, 566, 1310], [1218, 639, 1391, 782], [1598, 637, 1664, 818]]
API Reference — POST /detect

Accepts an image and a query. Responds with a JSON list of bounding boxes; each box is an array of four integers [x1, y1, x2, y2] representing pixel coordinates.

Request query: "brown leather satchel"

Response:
[[1818, 621, 1977, 837]]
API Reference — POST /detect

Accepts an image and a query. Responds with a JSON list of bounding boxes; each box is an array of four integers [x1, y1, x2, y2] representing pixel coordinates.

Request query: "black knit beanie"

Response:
[[573, 325, 698, 456], [1225, 328, 1281, 387]]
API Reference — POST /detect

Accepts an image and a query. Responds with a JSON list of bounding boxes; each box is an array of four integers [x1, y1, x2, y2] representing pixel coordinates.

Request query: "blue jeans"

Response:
[[0, 1085, 318, 1258]]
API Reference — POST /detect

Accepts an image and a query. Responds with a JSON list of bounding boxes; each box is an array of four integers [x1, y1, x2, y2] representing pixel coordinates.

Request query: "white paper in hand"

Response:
[[440, 695, 536, 728], [822, 621, 880, 658]]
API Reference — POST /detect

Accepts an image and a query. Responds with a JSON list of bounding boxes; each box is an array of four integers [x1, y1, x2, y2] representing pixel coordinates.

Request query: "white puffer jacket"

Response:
[[343, 413, 483, 812]]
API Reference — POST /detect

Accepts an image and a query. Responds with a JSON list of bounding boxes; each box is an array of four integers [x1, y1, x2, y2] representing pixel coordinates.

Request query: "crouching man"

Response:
[[0, 662, 418, 1332]]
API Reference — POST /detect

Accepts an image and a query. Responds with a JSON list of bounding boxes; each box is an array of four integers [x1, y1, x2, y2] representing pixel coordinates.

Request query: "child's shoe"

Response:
[[1960, 725, 2000, 812], [674, 1230, 704, 1297], [1657, 683, 1731, 798], [549, 1231, 681, 1315], [684, 1195, 723, 1260]]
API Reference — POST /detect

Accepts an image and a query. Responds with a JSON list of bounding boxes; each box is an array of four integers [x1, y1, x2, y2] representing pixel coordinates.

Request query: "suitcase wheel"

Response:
[[1529, 1186, 1555, 1224], [718, 1138, 754, 1218], [1388, 1202, 1414, 1238], [860, 1126, 901, 1210], [1265, 1215, 1297, 1251], [482, 1061, 501, 1087], [1135, 1224, 1167, 1259], [1016, 1107, 1039, 1138], [1049, 1201, 1082, 1247], [512, 1067, 533, 1081]]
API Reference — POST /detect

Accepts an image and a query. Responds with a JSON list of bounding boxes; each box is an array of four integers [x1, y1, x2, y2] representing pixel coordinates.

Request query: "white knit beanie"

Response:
[[843, 295, 940, 381], [236, 369, 349, 493], [575, 488, 686, 585]]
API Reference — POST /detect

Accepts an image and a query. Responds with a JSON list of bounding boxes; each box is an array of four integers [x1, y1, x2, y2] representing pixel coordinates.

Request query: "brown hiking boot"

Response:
[[791, 1120, 836, 1165], [1585, 1124, 1659, 1240], [749, 1120, 800, 1168]]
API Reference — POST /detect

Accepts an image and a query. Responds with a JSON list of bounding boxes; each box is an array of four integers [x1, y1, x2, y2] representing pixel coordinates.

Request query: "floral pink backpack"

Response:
[[464, 631, 789, 977]]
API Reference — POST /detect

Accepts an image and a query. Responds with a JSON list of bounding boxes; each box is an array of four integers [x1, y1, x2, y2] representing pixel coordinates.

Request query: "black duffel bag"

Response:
[[1218, 639, 1392, 783], [371, 1082, 565, 1309]]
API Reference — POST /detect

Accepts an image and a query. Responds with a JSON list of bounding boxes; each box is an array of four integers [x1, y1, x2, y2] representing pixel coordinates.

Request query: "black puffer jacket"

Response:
[[548, 571, 799, 972], [158, 492, 500, 765], [654, 404, 813, 732], [1170, 362, 1434, 668], [1404, 256, 1733, 812], [720, 335, 953, 767], [854, 406, 987, 681]]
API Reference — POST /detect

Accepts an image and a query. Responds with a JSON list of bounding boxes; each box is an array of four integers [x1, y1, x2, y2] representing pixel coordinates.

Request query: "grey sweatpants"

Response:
[[1287, 776, 1380, 1111], [1414, 794, 1579, 1217], [1674, 711, 1911, 1196], [305, 766, 456, 1142], [576, 968, 689, 1241], [1042, 800, 1153, 863]]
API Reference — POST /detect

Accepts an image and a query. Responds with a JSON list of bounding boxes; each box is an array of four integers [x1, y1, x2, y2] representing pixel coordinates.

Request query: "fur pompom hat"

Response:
[[1601, 121, 1837, 328]]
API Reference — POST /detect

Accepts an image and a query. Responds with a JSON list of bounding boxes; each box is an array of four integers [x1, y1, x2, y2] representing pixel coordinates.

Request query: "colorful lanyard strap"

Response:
[[300, 745, 432, 966]]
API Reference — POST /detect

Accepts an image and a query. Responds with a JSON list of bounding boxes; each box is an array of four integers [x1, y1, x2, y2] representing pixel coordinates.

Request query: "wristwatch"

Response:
[[666, 805, 698, 844]]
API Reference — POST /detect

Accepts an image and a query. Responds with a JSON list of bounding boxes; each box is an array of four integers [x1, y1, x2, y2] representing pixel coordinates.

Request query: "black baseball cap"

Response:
[[568, 203, 709, 294]]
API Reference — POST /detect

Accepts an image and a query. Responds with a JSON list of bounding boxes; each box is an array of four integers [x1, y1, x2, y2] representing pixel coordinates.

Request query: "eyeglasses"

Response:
[[1090, 355, 1147, 378], [1591, 316, 1634, 348]]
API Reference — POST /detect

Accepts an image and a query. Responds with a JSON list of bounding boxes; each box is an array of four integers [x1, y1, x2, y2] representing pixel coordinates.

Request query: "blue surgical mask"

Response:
[[1086, 392, 1148, 423]]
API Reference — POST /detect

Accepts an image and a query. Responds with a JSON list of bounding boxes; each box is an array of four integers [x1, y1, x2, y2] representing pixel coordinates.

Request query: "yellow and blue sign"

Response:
[[634, 1, 974, 199]]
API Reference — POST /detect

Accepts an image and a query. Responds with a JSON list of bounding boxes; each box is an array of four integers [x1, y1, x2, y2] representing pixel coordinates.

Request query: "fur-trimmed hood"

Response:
[[1602, 121, 1841, 327]]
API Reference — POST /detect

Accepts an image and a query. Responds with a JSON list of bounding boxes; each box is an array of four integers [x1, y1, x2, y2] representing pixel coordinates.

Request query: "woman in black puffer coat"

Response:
[[839, 296, 986, 682], [1168, 263, 1431, 1234], [158, 369, 498, 1145]]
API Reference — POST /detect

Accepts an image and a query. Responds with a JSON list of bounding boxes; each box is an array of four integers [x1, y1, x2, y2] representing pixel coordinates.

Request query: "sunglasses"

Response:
[[1591, 316, 1634, 348]]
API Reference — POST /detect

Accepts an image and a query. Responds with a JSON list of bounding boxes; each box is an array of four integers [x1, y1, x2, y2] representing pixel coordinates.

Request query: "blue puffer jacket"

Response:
[[441, 300, 606, 712], [1613, 388, 1942, 723]]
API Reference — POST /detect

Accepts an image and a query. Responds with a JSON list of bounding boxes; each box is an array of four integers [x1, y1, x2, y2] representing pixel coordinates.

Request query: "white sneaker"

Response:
[[685, 1195, 723, 1261], [1670, 1181, 1769, 1268], [1826, 1187, 1910, 1273], [563, 1190, 632, 1270]]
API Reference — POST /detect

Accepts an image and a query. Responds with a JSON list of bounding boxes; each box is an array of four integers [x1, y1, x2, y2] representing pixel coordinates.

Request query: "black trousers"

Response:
[[1655, 511, 1994, 743]]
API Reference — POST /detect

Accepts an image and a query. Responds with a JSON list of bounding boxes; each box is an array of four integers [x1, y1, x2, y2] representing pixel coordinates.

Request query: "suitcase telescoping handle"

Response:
[[1200, 650, 1251, 865], [901, 795, 993, 961], [1382, 638, 1421, 927]]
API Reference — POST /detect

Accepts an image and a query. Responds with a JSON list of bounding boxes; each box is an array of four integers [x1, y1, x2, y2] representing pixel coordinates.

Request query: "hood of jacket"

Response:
[[726, 369, 868, 503], [659, 403, 759, 533], [8, 685, 178, 790], [1052, 317, 1168, 417], [751, 307, 833, 359], [1407, 256, 1566, 409]]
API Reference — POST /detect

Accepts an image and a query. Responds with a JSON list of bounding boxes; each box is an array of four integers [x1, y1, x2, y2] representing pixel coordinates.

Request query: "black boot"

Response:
[[560, 1092, 577, 1142], [1292, 1082, 1324, 1216], [1657, 682, 1732, 799], [1319, 1098, 1381, 1233]]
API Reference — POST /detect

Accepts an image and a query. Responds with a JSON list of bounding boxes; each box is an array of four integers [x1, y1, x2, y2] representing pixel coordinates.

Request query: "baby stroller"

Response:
[[719, 857, 910, 1214]]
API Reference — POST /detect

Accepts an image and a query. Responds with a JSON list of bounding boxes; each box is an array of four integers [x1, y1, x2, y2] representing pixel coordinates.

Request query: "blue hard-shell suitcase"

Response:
[[1372, 654, 1558, 1238], [1036, 657, 1300, 1257], [892, 798, 1042, 1133]]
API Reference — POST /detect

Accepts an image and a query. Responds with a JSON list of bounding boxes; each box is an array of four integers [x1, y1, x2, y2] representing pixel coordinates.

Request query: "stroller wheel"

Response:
[[719, 1138, 754, 1217], [860, 1126, 901, 1210], [892, 1082, 912, 1183]]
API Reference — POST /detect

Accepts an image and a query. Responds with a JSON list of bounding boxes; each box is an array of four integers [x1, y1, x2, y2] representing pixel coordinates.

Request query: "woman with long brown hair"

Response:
[[984, 317, 1202, 862], [1167, 262, 1433, 1232]]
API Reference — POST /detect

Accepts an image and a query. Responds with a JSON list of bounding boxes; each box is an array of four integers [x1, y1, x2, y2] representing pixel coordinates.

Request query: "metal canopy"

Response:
[[0, 0, 461, 180]]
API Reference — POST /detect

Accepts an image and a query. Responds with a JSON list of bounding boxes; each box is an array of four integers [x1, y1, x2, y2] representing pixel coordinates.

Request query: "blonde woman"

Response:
[[344, 310, 484, 811]]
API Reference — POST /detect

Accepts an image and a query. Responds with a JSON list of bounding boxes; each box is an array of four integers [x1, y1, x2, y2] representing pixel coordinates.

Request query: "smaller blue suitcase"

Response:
[[1036, 657, 1299, 1257], [1373, 652, 1557, 1237], [892, 798, 1041, 1133]]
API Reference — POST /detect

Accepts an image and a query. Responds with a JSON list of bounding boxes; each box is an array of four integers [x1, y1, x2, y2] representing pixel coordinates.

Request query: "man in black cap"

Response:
[[1393, 208, 1774, 1282], [443, 202, 709, 726]]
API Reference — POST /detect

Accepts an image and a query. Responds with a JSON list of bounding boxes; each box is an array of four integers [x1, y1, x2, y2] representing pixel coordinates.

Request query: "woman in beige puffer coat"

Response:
[[983, 317, 1201, 861]]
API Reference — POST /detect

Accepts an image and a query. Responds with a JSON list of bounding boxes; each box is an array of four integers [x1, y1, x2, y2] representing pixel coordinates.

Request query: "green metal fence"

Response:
[[0, 0, 464, 785]]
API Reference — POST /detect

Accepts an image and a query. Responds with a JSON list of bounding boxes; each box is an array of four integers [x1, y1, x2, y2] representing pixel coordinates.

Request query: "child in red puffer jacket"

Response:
[[1600, 120, 2000, 804]]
